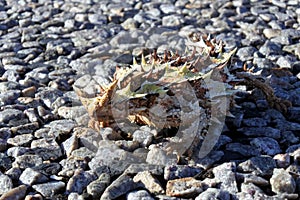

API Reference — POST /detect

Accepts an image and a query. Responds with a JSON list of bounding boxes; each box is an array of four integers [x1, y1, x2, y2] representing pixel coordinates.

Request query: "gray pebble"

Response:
[[242, 117, 268, 127], [196, 150, 224, 169], [236, 47, 257, 61], [238, 127, 281, 139], [124, 164, 164, 175], [7, 133, 33, 146], [66, 169, 96, 194], [127, 190, 154, 200], [0, 185, 27, 200], [0, 172, 13, 195], [276, 55, 295, 69], [250, 137, 281, 155], [31, 138, 62, 161], [133, 171, 164, 195], [270, 168, 296, 194], [133, 129, 153, 147], [226, 143, 260, 157], [87, 173, 110, 199], [164, 165, 203, 180], [146, 147, 177, 166], [62, 135, 78, 157], [0, 108, 24, 124], [166, 177, 203, 198], [259, 40, 282, 56], [19, 168, 48, 186], [46, 119, 76, 138], [100, 173, 138, 200], [71, 147, 95, 160], [75, 127, 102, 152], [162, 15, 183, 27], [5, 167, 22, 182], [32, 181, 65, 198], [213, 162, 238, 194], [12, 154, 43, 169], [236, 173, 269, 186], [195, 188, 230, 200], [238, 155, 276, 176]]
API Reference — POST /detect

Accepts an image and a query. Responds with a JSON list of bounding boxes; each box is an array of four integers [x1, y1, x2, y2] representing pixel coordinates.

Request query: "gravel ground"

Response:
[[0, 0, 300, 199]]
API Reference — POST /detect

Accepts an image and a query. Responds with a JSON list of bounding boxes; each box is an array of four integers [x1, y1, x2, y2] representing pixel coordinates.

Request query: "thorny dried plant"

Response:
[[74, 33, 291, 159]]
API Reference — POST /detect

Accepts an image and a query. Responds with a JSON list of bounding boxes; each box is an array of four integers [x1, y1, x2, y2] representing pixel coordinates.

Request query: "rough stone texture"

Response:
[[87, 173, 111, 199], [133, 171, 165, 195], [195, 188, 230, 200], [100, 174, 138, 200], [66, 169, 96, 194], [270, 168, 296, 194], [0, 185, 27, 200], [213, 162, 238, 194], [238, 156, 277, 176], [126, 190, 154, 200], [0, 172, 13, 195], [19, 168, 48, 186], [32, 181, 65, 198], [166, 177, 203, 198], [164, 165, 203, 180]]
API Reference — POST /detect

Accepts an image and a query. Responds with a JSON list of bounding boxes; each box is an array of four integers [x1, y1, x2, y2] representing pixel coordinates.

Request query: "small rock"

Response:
[[164, 165, 203, 180], [162, 15, 183, 27], [236, 47, 257, 61], [242, 117, 268, 127], [133, 171, 164, 195], [196, 150, 224, 169], [19, 168, 48, 186], [270, 168, 296, 194], [121, 18, 138, 30], [263, 28, 281, 39], [0, 172, 13, 195], [276, 55, 295, 69], [250, 137, 281, 155], [236, 173, 269, 186], [66, 169, 96, 194], [75, 127, 102, 152], [273, 153, 291, 168], [31, 139, 62, 160], [0, 108, 24, 124], [0, 185, 27, 200], [238, 127, 281, 139], [7, 133, 34, 146], [87, 173, 110, 199], [240, 182, 264, 197], [146, 146, 177, 166], [67, 193, 85, 200], [124, 164, 164, 175], [238, 156, 276, 176], [126, 190, 154, 200], [195, 188, 230, 200], [114, 140, 140, 152], [166, 177, 203, 198], [71, 147, 95, 160], [89, 141, 143, 176], [132, 129, 153, 147], [259, 40, 282, 56], [32, 181, 65, 198], [62, 135, 78, 157], [226, 143, 260, 157], [100, 173, 138, 200], [12, 154, 43, 169], [5, 167, 21, 181], [213, 162, 238, 194], [46, 119, 76, 137], [24, 193, 43, 200]]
